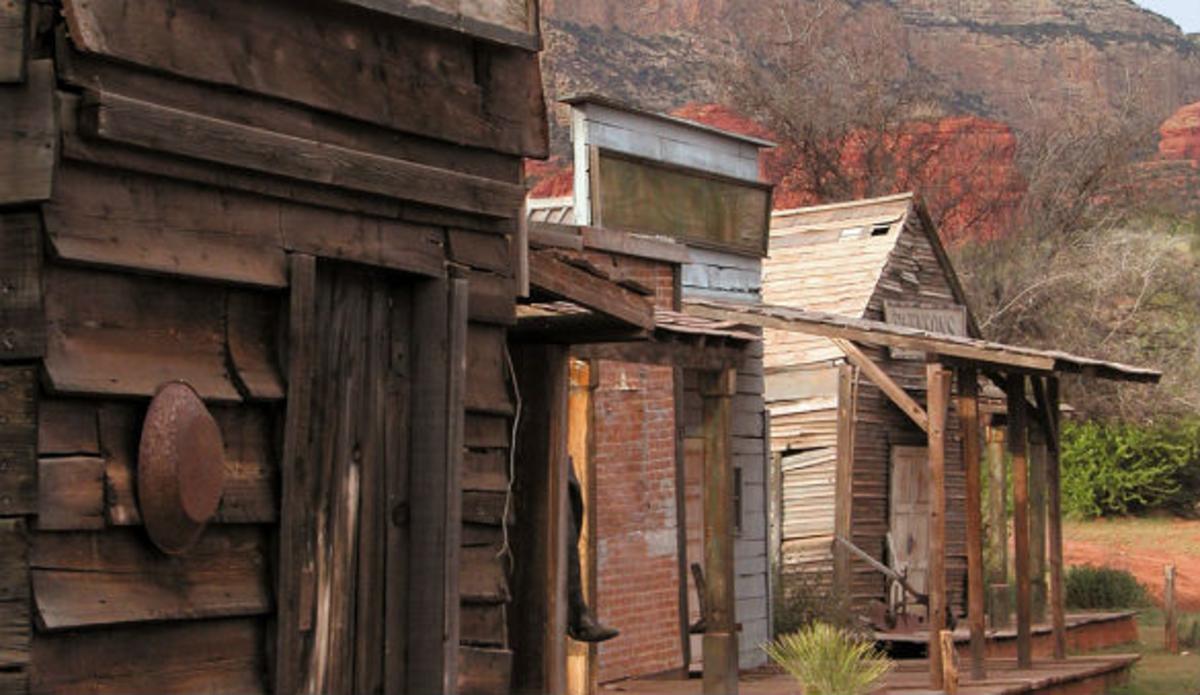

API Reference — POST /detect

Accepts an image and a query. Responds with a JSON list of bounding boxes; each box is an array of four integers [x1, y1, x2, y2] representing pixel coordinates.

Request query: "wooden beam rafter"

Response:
[[528, 249, 655, 331], [833, 338, 928, 433]]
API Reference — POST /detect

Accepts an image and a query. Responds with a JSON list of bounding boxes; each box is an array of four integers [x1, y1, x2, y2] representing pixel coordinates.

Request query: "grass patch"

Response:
[[1098, 610, 1200, 695]]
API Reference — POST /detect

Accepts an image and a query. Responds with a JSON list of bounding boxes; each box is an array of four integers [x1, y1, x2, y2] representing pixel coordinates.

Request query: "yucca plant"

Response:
[[763, 622, 894, 695]]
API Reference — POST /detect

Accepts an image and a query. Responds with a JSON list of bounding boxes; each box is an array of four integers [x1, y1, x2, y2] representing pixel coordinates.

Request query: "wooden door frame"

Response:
[[566, 359, 598, 695]]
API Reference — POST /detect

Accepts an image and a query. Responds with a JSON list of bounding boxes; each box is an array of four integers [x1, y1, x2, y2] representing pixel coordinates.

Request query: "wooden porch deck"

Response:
[[600, 655, 1139, 695], [875, 611, 1140, 660]]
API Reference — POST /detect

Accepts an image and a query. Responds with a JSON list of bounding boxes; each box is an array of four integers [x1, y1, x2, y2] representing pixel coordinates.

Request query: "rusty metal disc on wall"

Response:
[[138, 381, 225, 555]]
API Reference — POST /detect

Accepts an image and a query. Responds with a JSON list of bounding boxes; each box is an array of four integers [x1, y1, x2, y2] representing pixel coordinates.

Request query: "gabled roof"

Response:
[[763, 193, 980, 372]]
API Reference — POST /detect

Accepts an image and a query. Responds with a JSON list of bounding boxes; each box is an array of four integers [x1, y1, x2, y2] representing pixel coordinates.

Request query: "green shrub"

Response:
[[1060, 420, 1200, 518], [763, 622, 894, 695], [1064, 565, 1150, 610], [1181, 616, 1200, 650]]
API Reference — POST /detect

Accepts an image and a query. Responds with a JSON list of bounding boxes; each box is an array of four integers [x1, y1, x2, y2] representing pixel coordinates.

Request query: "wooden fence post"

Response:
[[1165, 565, 1178, 655], [926, 363, 951, 689]]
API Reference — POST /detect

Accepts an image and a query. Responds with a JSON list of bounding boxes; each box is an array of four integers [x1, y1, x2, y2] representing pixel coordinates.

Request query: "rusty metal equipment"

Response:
[[835, 535, 956, 633], [138, 381, 225, 555]]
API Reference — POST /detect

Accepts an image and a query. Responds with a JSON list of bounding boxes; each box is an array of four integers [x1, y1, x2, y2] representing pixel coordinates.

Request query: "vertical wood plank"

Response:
[[701, 368, 737, 695], [383, 286, 413, 695], [1045, 377, 1067, 660], [0, 0, 27, 83], [511, 343, 569, 695], [408, 274, 467, 695], [567, 359, 598, 695], [1165, 565, 1179, 655], [925, 363, 950, 690], [1006, 374, 1033, 670], [0, 212, 44, 360], [832, 363, 855, 591], [275, 254, 316, 695], [0, 364, 37, 516], [940, 630, 959, 695], [956, 367, 986, 680]]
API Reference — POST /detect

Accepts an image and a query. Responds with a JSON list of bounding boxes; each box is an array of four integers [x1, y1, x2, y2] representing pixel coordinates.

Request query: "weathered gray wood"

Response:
[[36, 457, 104, 531], [957, 366, 986, 680], [832, 363, 854, 590], [30, 527, 271, 630], [274, 254, 316, 695], [0, 365, 37, 515], [80, 91, 526, 219], [0, 59, 54, 205], [408, 275, 468, 695], [0, 0, 27, 83], [383, 276, 414, 695], [466, 324, 514, 416], [62, 0, 548, 157], [30, 617, 266, 695], [0, 211, 44, 359]]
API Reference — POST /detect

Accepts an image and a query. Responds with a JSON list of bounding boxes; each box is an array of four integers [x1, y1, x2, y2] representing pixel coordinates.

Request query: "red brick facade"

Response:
[[570, 252, 685, 681]]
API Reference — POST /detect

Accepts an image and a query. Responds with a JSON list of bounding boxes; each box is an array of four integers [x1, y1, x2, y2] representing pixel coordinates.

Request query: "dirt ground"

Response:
[[1064, 517, 1200, 611]]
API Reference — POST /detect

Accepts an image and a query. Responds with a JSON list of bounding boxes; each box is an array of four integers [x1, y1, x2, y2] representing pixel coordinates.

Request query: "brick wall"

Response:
[[579, 252, 685, 682]]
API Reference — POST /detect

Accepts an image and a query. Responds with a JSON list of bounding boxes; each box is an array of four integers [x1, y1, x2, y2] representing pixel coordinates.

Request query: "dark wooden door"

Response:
[[276, 259, 413, 695]]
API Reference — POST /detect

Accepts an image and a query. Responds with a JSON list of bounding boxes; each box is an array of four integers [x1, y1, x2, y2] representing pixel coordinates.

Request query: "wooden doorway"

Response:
[[890, 445, 931, 616], [277, 258, 467, 695]]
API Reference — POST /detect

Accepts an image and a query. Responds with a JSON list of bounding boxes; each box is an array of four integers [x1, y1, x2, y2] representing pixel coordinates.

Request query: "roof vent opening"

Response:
[[871, 224, 891, 237], [839, 226, 865, 240]]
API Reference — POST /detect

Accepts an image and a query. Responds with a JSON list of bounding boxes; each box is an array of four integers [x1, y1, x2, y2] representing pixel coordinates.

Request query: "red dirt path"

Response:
[[1064, 518, 1200, 611]]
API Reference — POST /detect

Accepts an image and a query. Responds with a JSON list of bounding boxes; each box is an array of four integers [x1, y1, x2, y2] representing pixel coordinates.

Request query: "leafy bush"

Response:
[[1180, 616, 1200, 650], [763, 622, 894, 695], [1060, 420, 1200, 518], [1064, 565, 1150, 610]]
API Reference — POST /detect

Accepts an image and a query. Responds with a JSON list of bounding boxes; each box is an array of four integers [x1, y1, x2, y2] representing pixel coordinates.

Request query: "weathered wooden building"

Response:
[[762, 194, 977, 614], [0, 1, 550, 693], [528, 96, 775, 683]]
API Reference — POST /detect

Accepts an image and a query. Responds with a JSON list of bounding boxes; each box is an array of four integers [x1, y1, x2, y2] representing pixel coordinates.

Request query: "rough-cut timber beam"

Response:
[[1045, 377, 1068, 660], [926, 363, 951, 689], [833, 339, 929, 433], [1007, 374, 1034, 670], [685, 300, 1162, 382], [79, 90, 526, 219], [956, 366, 987, 680], [701, 368, 738, 695], [528, 250, 655, 331]]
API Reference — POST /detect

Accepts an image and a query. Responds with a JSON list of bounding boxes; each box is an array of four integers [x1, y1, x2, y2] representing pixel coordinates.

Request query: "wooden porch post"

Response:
[[511, 344, 570, 695], [1028, 425, 1048, 623], [956, 366, 987, 680], [1045, 377, 1067, 660], [701, 368, 738, 695], [1006, 374, 1033, 669], [926, 363, 951, 689]]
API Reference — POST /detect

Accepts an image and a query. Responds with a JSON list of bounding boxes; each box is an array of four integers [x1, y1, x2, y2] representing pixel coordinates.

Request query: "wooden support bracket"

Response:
[[833, 339, 928, 433]]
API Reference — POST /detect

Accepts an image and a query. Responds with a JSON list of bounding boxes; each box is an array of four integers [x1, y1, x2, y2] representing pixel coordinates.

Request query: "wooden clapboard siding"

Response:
[[333, 0, 537, 50], [226, 292, 286, 401], [30, 527, 271, 630], [55, 47, 522, 184], [30, 618, 266, 695], [61, 0, 547, 158], [466, 324, 515, 416], [79, 91, 526, 220], [0, 0, 26, 84], [36, 400, 98, 457], [0, 366, 38, 517], [35, 457, 104, 532], [0, 211, 45, 360], [0, 59, 55, 206], [764, 196, 972, 614], [0, 519, 30, 671]]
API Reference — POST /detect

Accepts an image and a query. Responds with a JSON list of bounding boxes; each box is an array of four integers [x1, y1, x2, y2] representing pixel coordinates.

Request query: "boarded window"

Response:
[[594, 150, 770, 256]]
